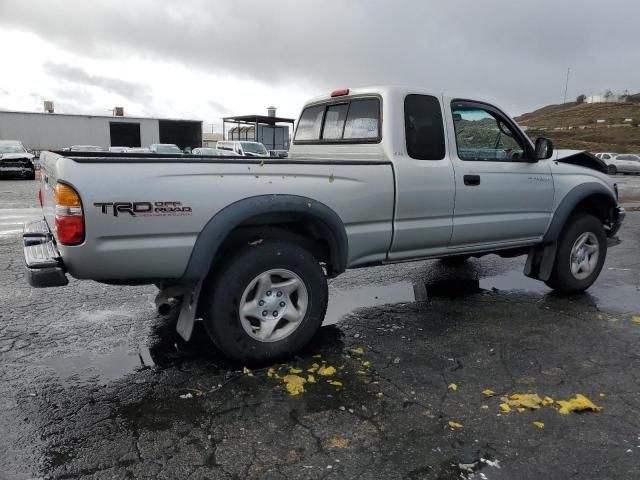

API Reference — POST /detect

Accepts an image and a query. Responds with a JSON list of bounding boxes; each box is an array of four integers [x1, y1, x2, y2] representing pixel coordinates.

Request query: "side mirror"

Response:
[[534, 137, 553, 160]]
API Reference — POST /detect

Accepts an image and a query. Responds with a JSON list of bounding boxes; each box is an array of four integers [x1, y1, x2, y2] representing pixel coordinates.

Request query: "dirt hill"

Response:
[[515, 98, 640, 153]]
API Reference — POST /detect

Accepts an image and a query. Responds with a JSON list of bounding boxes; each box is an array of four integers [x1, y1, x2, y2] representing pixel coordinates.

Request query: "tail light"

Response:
[[55, 183, 84, 245], [37, 189, 43, 207]]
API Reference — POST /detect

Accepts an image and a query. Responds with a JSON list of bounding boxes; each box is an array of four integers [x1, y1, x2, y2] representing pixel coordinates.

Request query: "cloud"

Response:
[[43, 62, 152, 104], [0, 0, 638, 114]]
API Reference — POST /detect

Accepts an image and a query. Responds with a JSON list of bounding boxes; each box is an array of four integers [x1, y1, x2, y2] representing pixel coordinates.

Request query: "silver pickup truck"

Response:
[[24, 86, 625, 361]]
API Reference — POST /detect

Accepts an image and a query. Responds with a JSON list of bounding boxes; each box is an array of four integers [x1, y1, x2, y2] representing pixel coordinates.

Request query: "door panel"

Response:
[[388, 93, 456, 260], [445, 100, 554, 247]]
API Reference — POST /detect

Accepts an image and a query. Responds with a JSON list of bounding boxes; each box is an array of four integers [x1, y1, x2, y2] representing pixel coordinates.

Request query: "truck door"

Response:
[[388, 93, 456, 260], [445, 99, 554, 247]]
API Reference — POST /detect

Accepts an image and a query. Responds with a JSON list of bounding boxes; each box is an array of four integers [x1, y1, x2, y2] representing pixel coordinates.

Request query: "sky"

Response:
[[0, 0, 636, 131]]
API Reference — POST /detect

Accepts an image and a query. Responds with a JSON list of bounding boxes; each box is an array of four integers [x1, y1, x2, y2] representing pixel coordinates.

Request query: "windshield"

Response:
[[0, 144, 26, 154], [240, 142, 267, 155], [155, 145, 182, 154]]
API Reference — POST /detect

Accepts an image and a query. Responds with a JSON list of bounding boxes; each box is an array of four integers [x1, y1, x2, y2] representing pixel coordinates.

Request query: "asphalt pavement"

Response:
[[1, 178, 640, 480]]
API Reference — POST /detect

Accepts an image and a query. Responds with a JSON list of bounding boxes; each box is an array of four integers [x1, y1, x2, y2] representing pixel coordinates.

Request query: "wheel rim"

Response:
[[238, 269, 308, 343], [569, 232, 600, 280]]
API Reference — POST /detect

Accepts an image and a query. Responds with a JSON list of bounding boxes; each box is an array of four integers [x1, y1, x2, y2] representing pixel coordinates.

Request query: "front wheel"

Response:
[[545, 214, 607, 292], [201, 240, 328, 362]]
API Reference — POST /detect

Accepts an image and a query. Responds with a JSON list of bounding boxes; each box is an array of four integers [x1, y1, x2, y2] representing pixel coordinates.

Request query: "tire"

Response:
[[608, 165, 617, 175], [545, 214, 607, 292], [201, 240, 328, 362]]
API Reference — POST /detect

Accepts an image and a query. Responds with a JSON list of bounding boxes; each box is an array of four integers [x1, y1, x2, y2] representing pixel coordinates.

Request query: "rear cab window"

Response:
[[404, 94, 445, 160], [294, 97, 381, 143]]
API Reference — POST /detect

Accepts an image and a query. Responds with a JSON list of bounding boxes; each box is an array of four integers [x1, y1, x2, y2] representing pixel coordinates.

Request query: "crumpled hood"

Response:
[[0, 152, 34, 161], [552, 149, 607, 174]]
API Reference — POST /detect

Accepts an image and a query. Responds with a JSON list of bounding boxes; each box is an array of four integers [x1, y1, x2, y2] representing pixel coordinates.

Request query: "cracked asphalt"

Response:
[[2, 178, 640, 480]]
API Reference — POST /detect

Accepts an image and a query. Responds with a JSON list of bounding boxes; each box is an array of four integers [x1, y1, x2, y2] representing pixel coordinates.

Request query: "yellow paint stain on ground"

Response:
[[283, 375, 306, 396], [329, 437, 350, 448], [533, 421, 545, 429], [482, 389, 495, 397], [317, 365, 336, 376], [504, 393, 543, 410], [556, 394, 602, 415], [448, 421, 463, 429], [448, 383, 458, 391], [351, 347, 365, 355]]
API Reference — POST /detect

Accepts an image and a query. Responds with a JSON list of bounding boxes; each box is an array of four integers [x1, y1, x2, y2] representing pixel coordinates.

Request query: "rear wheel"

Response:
[[545, 214, 607, 292], [201, 240, 328, 362], [607, 165, 617, 175]]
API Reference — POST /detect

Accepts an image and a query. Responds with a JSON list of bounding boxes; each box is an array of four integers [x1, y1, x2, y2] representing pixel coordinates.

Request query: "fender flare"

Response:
[[542, 182, 616, 244], [179, 194, 348, 282]]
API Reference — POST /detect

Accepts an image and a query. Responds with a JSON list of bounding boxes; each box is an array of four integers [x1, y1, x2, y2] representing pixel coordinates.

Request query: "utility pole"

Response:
[[207, 123, 215, 133], [562, 67, 571, 104]]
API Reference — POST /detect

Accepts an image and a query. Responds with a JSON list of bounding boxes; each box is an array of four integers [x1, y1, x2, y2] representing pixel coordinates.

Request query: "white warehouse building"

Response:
[[0, 110, 202, 151]]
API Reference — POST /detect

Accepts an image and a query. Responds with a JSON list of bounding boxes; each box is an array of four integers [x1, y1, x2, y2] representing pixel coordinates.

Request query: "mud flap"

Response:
[[524, 243, 557, 281], [176, 281, 202, 341]]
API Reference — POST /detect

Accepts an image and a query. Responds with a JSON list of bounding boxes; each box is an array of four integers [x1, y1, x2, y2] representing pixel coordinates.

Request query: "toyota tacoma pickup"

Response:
[[23, 86, 625, 361]]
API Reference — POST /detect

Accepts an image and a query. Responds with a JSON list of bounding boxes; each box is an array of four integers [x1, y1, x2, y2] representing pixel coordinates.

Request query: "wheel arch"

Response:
[[179, 194, 348, 283], [543, 182, 617, 243]]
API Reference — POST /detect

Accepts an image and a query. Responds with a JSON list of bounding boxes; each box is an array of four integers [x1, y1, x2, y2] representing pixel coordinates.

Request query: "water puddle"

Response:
[[41, 345, 154, 385], [323, 282, 424, 325]]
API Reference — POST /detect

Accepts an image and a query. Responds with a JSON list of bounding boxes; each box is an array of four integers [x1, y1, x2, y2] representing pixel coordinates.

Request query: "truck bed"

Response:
[[39, 151, 396, 281]]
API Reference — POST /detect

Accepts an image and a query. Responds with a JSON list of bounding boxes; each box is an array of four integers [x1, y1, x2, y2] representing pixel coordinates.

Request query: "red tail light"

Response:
[[56, 216, 84, 245], [37, 189, 43, 207], [330, 88, 349, 97], [54, 183, 84, 245]]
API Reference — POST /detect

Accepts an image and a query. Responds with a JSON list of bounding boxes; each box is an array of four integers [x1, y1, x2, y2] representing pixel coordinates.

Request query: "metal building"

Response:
[[0, 110, 202, 150], [223, 107, 294, 151]]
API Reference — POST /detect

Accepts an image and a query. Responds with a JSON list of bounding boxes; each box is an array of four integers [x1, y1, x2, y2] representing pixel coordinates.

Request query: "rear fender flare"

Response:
[[180, 194, 348, 282]]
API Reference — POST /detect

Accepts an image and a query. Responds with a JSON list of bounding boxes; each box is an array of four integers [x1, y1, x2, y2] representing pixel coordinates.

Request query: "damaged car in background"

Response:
[[0, 140, 36, 180]]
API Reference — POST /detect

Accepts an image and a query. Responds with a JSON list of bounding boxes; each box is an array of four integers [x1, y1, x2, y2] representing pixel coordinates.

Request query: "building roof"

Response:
[[223, 114, 295, 126], [0, 109, 202, 123]]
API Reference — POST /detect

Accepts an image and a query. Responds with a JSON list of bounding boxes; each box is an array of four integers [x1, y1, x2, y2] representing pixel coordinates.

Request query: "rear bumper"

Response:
[[23, 219, 68, 288]]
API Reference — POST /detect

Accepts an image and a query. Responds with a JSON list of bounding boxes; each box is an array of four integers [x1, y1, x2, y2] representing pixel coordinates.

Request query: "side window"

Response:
[[295, 105, 324, 141], [343, 99, 379, 139], [322, 104, 349, 139], [404, 94, 445, 160], [452, 104, 524, 161], [603, 154, 610, 160]]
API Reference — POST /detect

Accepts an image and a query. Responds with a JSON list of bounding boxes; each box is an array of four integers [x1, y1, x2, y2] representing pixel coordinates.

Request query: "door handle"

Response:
[[463, 174, 481, 186]]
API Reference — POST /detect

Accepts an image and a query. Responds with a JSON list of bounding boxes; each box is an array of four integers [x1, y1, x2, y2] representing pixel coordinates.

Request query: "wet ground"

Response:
[[2, 178, 640, 480]]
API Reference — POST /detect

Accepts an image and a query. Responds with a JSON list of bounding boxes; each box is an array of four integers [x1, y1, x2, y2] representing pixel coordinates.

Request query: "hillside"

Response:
[[515, 99, 640, 153]]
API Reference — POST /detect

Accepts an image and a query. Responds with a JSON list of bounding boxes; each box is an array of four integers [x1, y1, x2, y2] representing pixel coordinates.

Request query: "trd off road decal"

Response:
[[94, 201, 192, 217]]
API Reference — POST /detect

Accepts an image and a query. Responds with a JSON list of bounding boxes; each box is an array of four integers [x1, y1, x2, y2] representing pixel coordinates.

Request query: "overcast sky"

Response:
[[0, 0, 636, 130]]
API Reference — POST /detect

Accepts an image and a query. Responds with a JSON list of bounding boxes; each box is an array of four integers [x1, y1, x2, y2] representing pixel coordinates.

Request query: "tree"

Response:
[[576, 94, 586, 104]]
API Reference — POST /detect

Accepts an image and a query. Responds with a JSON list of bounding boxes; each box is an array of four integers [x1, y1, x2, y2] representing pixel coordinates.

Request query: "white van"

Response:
[[216, 141, 269, 157]]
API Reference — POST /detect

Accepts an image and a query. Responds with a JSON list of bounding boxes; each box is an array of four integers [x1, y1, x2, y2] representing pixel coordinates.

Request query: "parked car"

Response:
[[269, 150, 289, 158], [126, 147, 151, 153], [24, 86, 624, 361], [108, 146, 129, 153], [607, 154, 640, 175], [63, 145, 104, 152], [149, 143, 183, 154], [0, 140, 36, 180], [192, 147, 239, 156], [216, 141, 269, 157]]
